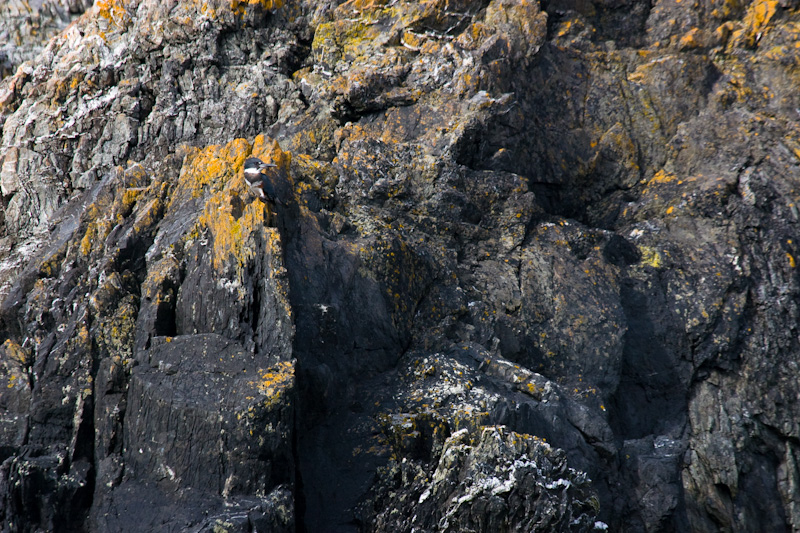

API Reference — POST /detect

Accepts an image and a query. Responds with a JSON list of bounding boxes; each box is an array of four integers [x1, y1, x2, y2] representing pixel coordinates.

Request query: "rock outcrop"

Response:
[[1, 0, 799, 531], [0, 0, 94, 79]]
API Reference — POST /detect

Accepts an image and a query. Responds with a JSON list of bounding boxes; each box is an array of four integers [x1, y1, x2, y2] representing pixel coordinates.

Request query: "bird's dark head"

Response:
[[244, 157, 276, 177]]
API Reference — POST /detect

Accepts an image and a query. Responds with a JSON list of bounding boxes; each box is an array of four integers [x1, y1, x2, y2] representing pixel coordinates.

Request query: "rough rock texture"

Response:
[[0, 0, 95, 80], [1, 0, 799, 531], [363, 425, 598, 532]]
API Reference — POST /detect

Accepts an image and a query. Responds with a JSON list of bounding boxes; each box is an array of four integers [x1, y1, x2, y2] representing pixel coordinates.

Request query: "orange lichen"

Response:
[[742, 0, 778, 47], [246, 361, 295, 409], [95, 0, 127, 20], [678, 28, 705, 50], [176, 137, 291, 313], [229, 0, 284, 18], [251, 134, 291, 170], [255, 361, 294, 395], [169, 139, 251, 210], [197, 193, 272, 272], [710, 0, 742, 20], [95, 0, 132, 31], [342, 0, 391, 11], [648, 169, 679, 186]]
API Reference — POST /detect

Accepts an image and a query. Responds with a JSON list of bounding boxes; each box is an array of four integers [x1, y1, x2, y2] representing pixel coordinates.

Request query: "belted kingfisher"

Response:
[[243, 157, 282, 204]]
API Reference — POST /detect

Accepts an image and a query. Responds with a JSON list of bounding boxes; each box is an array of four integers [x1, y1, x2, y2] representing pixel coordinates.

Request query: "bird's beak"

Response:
[[259, 162, 277, 171]]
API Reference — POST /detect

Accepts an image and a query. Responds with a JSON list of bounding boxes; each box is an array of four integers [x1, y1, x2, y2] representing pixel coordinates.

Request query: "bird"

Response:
[[243, 157, 282, 205]]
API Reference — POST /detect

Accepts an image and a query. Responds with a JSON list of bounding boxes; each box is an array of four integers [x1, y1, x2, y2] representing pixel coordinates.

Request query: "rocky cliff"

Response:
[[1, 0, 799, 531]]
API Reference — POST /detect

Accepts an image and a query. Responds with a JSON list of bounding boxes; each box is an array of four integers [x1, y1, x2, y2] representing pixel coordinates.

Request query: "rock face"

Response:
[[0, 0, 94, 79], [1, 0, 799, 531]]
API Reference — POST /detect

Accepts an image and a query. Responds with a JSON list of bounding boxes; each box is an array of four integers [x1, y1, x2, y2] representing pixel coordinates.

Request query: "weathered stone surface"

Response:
[[364, 425, 598, 532], [0, 0, 94, 80], [105, 334, 295, 532], [1, 0, 800, 531], [0, 127, 295, 530]]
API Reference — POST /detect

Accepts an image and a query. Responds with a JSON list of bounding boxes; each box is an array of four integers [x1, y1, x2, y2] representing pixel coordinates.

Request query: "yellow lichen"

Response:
[[3, 340, 31, 367], [79, 217, 114, 258], [525, 382, 542, 397], [638, 246, 663, 268], [131, 197, 165, 236], [197, 194, 272, 273]]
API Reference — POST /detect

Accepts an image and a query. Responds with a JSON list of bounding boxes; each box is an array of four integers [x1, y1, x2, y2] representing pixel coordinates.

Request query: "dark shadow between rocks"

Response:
[[274, 197, 410, 532], [610, 278, 687, 440]]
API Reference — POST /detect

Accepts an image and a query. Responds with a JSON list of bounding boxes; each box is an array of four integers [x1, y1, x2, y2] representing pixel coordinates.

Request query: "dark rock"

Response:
[[362, 425, 600, 532]]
